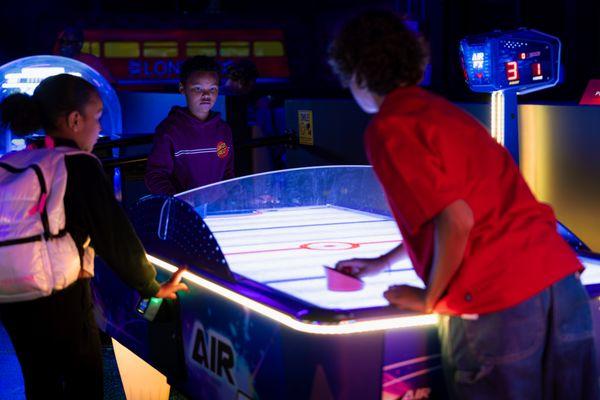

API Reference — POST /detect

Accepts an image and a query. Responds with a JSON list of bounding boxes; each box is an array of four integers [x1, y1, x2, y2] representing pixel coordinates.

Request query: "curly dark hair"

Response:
[[328, 10, 429, 95], [179, 56, 221, 84]]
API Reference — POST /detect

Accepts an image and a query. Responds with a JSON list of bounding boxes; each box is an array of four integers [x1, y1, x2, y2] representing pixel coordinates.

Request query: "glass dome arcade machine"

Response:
[[0, 55, 124, 196], [0, 55, 122, 154]]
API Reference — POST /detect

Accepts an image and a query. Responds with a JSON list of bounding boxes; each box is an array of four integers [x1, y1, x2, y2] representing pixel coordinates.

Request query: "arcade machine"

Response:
[[459, 28, 561, 164], [0, 55, 125, 198], [0, 55, 122, 154], [89, 29, 600, 400], [94, 167, 600, 400]]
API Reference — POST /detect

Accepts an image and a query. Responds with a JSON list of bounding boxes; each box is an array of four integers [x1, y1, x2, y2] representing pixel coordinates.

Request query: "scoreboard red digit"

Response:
[[505, 61, 520, 82], [531, 62, 543, 79]]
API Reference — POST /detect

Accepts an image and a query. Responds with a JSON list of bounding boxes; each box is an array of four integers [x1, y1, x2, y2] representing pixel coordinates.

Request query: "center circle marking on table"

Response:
[[299, 242, 360, 251]]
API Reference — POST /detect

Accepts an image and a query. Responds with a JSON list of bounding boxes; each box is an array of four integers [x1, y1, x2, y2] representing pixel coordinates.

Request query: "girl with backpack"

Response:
[[0, 74, 188, 399]]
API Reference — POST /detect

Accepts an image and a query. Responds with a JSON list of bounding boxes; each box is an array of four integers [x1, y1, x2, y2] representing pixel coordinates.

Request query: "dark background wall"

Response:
[[0, 0, 598, 102]]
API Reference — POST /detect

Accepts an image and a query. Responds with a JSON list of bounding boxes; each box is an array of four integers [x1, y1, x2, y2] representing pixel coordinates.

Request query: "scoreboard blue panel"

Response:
[[460, 29, 561, 94]]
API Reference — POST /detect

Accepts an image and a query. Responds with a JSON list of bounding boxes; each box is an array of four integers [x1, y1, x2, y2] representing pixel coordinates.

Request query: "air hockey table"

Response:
[[92, 166, 600, 400]]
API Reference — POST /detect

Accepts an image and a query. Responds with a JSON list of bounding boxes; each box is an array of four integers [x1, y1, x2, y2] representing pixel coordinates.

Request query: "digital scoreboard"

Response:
[[459, 29, 561, 164], [460, 29, 561, 94]]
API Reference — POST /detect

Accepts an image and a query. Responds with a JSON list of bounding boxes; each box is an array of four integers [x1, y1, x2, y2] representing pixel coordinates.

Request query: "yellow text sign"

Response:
[[298, 110, 314, 146]]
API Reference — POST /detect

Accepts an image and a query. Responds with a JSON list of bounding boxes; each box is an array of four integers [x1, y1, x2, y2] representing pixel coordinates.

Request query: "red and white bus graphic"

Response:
[[81, 29, 289, 87]]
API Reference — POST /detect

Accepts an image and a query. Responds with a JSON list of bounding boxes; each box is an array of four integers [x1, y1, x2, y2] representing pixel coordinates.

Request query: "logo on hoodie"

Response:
[[216, 141, 229, 159]]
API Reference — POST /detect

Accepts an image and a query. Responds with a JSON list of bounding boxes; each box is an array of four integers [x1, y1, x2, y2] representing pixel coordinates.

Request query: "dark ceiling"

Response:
[[0, 0, 598, 101]]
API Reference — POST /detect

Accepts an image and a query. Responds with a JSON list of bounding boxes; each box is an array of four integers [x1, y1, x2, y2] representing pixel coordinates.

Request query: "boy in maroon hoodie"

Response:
[[145, 56, 234, 195]]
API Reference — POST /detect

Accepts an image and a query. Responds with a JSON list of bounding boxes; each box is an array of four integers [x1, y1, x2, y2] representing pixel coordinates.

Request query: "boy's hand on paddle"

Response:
[[335, 256, 388, 278], [384, 285, 427, 313]]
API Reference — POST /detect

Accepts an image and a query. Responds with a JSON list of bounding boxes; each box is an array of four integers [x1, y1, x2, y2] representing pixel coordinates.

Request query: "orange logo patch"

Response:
[[216, 141, 229, 159]]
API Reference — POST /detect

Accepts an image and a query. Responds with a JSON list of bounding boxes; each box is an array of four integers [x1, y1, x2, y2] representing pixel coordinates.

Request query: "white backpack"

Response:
[[0, 147, 96, 303]]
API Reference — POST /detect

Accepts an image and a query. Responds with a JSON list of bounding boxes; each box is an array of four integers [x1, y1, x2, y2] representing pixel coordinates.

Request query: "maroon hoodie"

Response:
[[145, 106, 234, 195]]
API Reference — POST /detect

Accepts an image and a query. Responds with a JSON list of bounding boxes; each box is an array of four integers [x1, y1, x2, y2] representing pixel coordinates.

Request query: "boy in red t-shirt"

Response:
[[330, 11, 598, 399]]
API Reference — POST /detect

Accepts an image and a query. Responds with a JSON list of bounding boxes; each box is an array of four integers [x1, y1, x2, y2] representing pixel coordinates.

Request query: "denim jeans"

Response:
[[439, 274, 599, 400]]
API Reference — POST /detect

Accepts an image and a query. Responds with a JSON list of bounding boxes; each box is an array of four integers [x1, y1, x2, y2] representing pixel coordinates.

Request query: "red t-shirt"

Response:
[[366, 86, 582, 315]]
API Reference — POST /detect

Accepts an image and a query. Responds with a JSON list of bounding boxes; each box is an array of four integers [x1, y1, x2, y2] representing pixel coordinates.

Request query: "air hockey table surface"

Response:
[[93, 166, 600, 400], [205, 204, 419, 310]]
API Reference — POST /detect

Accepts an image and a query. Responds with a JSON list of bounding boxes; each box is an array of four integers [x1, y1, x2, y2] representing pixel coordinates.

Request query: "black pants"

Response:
[[0, 279, 103, 400]]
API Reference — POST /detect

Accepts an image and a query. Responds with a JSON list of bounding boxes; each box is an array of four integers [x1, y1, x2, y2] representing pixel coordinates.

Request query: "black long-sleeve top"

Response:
[[59, 139, 160, 297]]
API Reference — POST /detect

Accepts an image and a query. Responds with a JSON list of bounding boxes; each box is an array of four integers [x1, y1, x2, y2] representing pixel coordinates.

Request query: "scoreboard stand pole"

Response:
[[491, 90, 519, 164]]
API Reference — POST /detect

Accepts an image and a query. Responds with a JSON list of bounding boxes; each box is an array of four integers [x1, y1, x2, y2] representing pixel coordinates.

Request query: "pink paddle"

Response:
[[324, 266, 365, 292]]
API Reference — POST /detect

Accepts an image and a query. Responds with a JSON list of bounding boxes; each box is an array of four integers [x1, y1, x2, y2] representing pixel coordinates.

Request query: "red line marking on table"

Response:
[[223, 239, 401, 256]]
